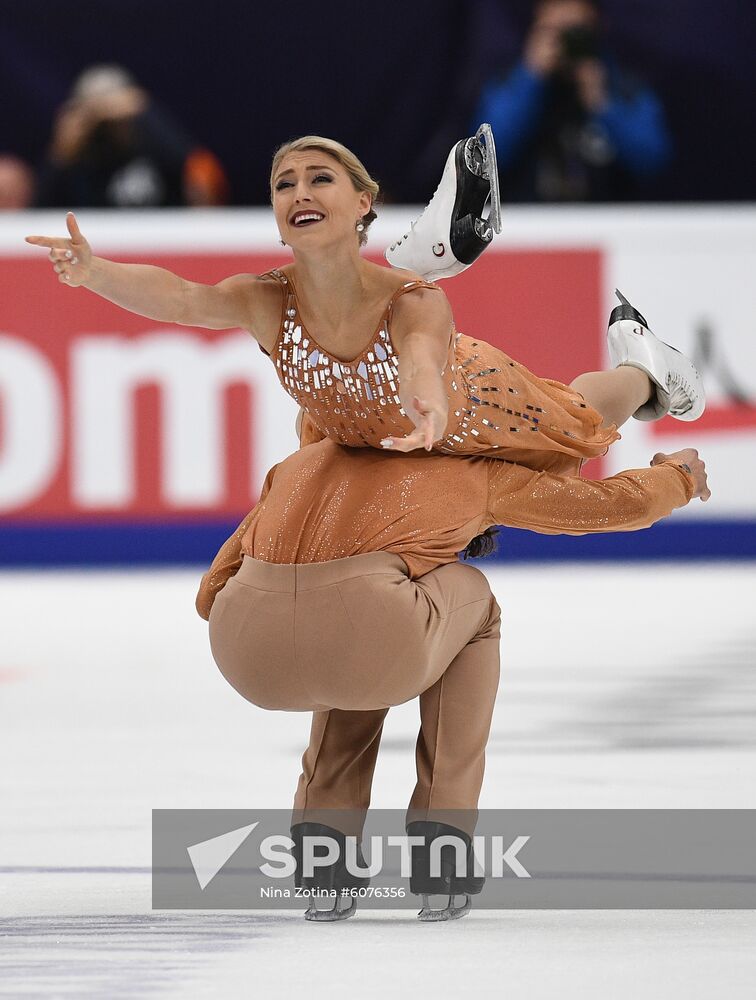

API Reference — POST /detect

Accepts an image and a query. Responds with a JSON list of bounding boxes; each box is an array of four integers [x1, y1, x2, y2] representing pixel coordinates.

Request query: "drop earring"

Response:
[[279, 238, 286, 246], [355, 219, 365, 232]]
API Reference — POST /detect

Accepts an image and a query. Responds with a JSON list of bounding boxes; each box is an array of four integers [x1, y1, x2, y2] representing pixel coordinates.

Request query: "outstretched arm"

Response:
[[26, 212, 262, 332], [382, 285, 454, 453], [486, 449, 708, 535]]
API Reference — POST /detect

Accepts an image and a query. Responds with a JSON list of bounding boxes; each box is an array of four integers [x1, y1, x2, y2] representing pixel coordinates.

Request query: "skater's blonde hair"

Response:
[[270, 136, 380, 247]]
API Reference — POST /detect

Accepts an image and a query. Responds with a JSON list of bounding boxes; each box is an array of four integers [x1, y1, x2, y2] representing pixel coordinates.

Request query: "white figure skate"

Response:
[[607, 290, 705, 421], [385, 123, 502, 280]]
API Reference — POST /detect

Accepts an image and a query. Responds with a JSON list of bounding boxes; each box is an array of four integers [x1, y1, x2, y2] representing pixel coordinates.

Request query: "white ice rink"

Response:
[[1, 562, 755, 998]]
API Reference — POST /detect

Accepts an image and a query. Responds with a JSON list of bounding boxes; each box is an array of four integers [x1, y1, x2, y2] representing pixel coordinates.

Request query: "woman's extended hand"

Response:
[[380, 396, 447, 453], [25, 212, 93, 287]]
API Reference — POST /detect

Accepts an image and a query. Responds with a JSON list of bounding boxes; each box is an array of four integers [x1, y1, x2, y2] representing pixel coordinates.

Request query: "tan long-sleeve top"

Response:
[[196, 438, 695, 620]]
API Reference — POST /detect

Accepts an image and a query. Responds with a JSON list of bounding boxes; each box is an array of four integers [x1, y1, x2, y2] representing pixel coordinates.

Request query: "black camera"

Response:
[[560, 25, 600, 62]]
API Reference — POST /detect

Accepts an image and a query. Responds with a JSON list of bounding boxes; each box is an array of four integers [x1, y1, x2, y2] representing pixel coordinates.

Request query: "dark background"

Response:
[[1, 0, 754, 203]]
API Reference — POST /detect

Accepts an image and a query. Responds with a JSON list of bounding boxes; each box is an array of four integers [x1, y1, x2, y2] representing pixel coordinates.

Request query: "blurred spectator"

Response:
[[36, 65, 229, 208], [473, 0, 672, 201], [0, 155, 35, 210]]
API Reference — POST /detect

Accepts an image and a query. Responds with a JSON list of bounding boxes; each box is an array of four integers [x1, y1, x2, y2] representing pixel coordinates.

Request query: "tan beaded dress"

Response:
[[257, 268, 621, 475]]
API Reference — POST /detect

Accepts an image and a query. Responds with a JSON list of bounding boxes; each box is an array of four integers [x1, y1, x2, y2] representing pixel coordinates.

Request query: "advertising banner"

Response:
[[2, 208, 754, 564]]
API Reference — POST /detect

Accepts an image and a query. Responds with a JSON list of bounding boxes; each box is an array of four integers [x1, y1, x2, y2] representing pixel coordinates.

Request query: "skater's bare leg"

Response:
[[570, 367, 654, 430]]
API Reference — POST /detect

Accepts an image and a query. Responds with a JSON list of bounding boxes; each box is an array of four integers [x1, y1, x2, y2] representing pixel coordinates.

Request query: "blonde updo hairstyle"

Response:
[[270, 136, 380, 248]]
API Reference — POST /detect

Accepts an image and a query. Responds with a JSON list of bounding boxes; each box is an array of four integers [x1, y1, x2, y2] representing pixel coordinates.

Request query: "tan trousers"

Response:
[[208, 552, 501, 836]]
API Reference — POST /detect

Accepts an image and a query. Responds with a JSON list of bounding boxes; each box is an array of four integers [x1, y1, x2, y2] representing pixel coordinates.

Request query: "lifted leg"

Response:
[[385, 123, 502, 280]]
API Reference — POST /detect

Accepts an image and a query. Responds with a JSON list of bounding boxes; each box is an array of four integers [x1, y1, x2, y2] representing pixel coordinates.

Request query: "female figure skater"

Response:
[[197, 435, 709, 921], [25, 131, 705, 472]]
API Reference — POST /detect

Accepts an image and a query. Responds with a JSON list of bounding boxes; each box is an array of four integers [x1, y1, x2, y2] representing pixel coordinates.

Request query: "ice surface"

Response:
[[1, 563, 755, 998]]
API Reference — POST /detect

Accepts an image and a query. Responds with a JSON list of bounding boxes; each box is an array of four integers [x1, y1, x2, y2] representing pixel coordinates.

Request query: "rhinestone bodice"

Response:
[[260, 268, 464, 449], [259, 268, 621, 466]]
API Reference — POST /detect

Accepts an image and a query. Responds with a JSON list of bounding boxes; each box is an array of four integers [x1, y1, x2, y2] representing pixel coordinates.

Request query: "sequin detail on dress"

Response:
[[260, 268, 620, 466], [263, 268, 437, 447]]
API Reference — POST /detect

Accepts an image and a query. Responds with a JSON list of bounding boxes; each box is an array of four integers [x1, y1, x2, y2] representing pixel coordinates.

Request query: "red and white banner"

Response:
[[1, 208, 754, 523]]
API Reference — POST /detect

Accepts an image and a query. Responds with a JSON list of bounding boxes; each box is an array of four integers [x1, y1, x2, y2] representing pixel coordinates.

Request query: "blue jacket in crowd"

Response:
[[473, 58, 672, 201]]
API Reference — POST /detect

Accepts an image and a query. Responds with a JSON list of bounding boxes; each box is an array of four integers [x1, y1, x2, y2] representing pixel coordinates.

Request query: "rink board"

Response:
[[2, 208, 755, 565]]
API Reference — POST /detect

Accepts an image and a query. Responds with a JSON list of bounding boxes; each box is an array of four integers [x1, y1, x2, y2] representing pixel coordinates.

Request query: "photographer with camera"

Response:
[[473, 0, 672, 201], [36, 65, 229, 209]]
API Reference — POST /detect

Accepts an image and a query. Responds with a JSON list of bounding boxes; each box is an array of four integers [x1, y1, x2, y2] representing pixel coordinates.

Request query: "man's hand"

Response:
[[48, 101, 97, 165], [524, 23, 563, 76], [573, 59, 608, 112], [651, 448, 711, 501]]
